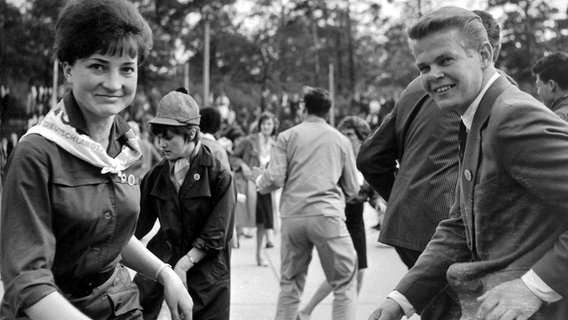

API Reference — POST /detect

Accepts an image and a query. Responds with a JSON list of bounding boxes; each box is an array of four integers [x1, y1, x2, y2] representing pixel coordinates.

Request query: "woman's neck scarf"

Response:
[[23, 100, 141, 175]]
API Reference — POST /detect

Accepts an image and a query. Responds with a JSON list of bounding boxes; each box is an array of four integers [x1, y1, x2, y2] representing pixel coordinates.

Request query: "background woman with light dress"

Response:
[[231, 112, 278, 266], [298, 116, 376, 319], [0, 1, 193, 319]]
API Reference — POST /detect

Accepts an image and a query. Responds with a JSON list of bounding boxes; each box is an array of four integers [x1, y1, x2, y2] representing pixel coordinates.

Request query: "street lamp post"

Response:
[[51, 59, 58, 108], [202, 5, 213, 107]]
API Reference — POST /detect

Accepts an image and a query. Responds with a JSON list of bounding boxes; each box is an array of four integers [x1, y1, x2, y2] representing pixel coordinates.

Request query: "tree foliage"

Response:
[[2, 0, 568, 120], [489, 0, 568, 89]]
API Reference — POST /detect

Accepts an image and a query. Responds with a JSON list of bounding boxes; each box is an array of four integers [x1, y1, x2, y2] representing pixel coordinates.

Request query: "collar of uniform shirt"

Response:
[[168, 141, 202, 173], [202, 132, 216, 141], [461, 71, 500, 130], [551, 92, 568, 111]]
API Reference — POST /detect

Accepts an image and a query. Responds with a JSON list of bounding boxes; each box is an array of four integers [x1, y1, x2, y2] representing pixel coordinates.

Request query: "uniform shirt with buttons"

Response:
[[0, 92, 142, 316]]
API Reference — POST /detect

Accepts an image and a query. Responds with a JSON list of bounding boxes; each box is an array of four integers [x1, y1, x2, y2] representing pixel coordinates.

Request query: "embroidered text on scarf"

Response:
[[24, 101, 141, 175]]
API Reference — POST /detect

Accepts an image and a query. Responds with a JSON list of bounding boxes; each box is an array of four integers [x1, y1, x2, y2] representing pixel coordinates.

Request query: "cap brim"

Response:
[[148, 118, 187, 126]]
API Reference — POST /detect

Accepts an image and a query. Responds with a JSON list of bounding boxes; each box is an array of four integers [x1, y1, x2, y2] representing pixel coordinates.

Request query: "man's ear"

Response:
[[479, 41, 493, 68], [548, 80, 558, 92]]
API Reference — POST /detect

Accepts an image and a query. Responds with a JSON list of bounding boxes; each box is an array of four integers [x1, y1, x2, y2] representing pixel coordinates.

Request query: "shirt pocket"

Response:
[[52, 169, 110, 218], [52, 171, 114, 254], [68, 265, 142, 318], [105, 265, 142, 317]]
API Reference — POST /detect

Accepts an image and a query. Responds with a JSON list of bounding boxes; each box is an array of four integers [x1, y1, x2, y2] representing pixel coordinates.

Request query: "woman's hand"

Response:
[[173, 255, 193, 288], [159, 266, 194, 320]]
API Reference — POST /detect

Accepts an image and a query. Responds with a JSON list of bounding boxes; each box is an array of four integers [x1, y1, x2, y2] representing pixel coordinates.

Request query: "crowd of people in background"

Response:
[[3, 1, 568, 320], [0, 79, 397, 192]]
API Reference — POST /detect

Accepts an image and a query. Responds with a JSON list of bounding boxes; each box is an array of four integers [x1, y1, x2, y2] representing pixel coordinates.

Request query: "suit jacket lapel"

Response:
[[461, 75, 512, 240]]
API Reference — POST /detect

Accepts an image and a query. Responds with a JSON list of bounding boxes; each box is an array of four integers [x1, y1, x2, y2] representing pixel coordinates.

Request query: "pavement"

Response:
[[0, 204, 420, 320], [228, 204, 420, 320]]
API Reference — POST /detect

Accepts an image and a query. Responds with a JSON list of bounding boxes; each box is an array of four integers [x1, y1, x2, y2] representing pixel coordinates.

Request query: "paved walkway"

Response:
[[0, 204, 420, 320], [229, 204, 420, 320]]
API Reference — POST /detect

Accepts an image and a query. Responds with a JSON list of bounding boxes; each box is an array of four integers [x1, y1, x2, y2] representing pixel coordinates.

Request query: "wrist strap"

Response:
[[154, 263, 172, 281], [186, 253, 196, 265]]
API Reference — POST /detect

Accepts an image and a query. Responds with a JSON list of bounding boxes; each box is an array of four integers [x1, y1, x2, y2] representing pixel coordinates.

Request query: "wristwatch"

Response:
[[186, 254, 196, 265]]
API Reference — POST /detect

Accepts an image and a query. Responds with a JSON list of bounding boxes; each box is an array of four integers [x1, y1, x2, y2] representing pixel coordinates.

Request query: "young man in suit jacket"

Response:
[[369, 6, 568, 320], [357, 9, 510, 320]]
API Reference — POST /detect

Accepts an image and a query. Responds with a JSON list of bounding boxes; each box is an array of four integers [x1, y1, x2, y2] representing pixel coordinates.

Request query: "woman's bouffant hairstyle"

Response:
[[257, 112, 278, 136], [55, 0, 153, 65], [337, 116, 371, 141]]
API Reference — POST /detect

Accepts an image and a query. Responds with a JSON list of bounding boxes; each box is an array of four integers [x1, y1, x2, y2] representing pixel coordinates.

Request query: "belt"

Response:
[[56, 267, 116, 298]]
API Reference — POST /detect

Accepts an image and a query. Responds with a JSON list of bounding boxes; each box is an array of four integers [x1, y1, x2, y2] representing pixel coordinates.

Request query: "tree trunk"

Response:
[[346, 1, 355, 93], [311, 21, 321, 85]]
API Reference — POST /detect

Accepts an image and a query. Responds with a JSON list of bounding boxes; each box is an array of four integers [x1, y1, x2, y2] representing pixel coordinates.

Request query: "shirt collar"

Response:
[[551, 93, 568, 111], [169, 140, 202, 167], [202, 133, 216, 141], [64, 91, 89, 134], [304, 115, 326, 123], [63, 90, 132, 156], [461, 72, 500, 130]]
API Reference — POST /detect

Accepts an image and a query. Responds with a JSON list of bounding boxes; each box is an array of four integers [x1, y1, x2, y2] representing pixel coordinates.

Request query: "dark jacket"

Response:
[[550, 94, 568, 121], [357, 78, 460, 252], [396, 75, 568, 319], [135, 144, 236, 319]]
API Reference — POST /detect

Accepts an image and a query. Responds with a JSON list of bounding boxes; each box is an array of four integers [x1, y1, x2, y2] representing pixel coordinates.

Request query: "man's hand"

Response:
[[368, 298, 404, 320], [241, 164, 252, 179], [160, 266, 194, 320], [249, 166, 264, 184], [477, 278, 543, 320]]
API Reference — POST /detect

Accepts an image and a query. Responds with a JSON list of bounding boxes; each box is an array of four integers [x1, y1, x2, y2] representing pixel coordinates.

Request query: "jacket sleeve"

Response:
[[356, 105, 399, 200], [495, 101, 568, 298], [340, 140, 360, 202], [257, 133, 287, 194], [228, 137, 249, 172], [0, 138, 58, 316], [394, 183, 470, 314], [193, 166, 236, 252], [135, 171, 159, 239]]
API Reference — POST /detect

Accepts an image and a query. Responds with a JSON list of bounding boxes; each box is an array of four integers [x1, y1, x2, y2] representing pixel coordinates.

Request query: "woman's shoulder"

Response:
[[236, 134, 257, 151], [13, 134, 58, 159], [145, 158, 168, 177], [246, 133, 259, 143], [3, 134, 60, 177]]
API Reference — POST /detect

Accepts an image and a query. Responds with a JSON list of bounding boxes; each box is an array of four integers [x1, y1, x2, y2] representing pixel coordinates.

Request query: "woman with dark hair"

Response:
[[0, 1, 192, 319], [134, 90, 235, 320], [232, 112, 278, 266]]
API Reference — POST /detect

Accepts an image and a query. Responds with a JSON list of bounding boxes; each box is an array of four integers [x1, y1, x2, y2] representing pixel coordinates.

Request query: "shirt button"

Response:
[[104, 211, 112, 219], [464, 170, 472, 181]]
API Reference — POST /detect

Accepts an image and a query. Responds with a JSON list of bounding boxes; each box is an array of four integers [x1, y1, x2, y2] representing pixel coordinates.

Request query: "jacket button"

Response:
[[104, 211, 112, 219], [464, 170, 472, 181]]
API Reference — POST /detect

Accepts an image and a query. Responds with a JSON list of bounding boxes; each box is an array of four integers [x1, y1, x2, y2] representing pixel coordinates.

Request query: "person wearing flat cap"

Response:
[[133, 89, 236, 320]]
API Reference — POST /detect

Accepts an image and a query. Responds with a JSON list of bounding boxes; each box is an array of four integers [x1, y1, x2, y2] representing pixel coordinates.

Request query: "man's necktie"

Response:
[[458, 121, 467, 163]]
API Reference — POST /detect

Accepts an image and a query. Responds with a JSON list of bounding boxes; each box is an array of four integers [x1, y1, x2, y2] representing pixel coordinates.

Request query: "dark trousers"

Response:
[[133, 274, 231, 320], [133, 232, 231, 320], [133, 274, 164, 320], [394, 246, 461, 320]]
